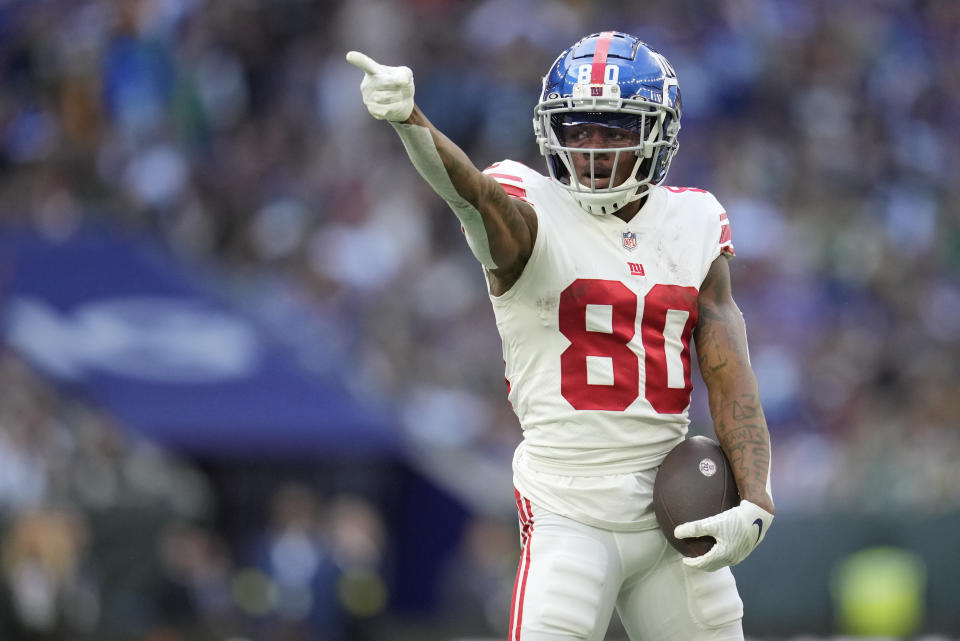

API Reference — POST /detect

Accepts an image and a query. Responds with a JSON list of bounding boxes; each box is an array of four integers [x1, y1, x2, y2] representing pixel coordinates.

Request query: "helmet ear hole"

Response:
[[637, 156, 653, 180], [550, 154, 571, 184]]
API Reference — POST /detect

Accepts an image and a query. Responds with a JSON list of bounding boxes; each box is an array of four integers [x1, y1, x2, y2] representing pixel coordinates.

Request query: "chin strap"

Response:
[[574, 182, 647, 216]]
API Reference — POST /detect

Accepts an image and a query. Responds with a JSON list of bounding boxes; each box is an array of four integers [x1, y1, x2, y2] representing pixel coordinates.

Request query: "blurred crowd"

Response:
[[1, 0, 959, 637], [0, 349, 394, 640]]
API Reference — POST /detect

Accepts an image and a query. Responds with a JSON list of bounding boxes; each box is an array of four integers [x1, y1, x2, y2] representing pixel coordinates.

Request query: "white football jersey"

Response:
[[483, 160, 734, 530]]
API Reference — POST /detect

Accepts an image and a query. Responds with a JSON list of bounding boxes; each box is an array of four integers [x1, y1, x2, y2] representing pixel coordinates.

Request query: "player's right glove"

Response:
[[674, 500, 773, 572], [346, 51, 415, 122]]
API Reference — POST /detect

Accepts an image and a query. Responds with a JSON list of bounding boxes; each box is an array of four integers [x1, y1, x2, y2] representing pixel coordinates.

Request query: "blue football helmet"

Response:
[[533, 32, 682, 214]]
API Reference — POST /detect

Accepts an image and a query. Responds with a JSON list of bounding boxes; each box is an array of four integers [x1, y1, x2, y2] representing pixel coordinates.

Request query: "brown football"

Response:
[[653, 436, 740, 557]]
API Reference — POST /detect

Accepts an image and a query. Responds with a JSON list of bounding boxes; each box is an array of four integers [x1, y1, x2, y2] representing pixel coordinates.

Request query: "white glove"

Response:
[[674, 500, 774, 572], [345, 51, 415, 122]]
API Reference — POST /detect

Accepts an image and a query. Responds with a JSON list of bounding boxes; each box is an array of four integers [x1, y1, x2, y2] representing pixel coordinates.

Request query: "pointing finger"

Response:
[[346, 50, 382, 75]]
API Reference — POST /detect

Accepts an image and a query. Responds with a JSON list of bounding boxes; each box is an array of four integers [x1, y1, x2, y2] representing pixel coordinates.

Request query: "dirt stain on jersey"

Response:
[[536, 294, 559, 326], [658, 238, 688, 283]]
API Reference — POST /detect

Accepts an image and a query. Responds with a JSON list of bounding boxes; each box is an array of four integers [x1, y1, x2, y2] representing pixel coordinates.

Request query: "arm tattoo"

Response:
[[715, 395, 771, 497], [732, 400, 758, 420]]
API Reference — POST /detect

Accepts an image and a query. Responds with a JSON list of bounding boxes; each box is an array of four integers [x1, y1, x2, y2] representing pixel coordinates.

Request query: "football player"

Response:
[[348, 31, 775, 641]]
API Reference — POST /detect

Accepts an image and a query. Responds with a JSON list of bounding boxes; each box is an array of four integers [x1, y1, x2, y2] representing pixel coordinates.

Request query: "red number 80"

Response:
[[558, 279, 698, 414]]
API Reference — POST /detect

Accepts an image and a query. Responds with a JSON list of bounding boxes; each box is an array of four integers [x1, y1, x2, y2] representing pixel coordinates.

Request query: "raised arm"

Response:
[[346, 51, 536, 291], [674, 255, 775, 571]]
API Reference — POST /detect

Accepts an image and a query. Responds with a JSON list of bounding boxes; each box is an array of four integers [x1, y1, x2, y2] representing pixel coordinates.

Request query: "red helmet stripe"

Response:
[[590, 31, 616, 84]]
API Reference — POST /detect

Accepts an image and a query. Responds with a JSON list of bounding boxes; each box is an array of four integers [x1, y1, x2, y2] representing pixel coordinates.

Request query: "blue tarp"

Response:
[[0, 226, 397, 458]]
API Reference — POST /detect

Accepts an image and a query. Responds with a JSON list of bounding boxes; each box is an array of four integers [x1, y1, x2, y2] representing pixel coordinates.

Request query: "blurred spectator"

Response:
[[436, 516, 518, 637], [0, 510, 97, 640], [327, 494, 389, 640], [155, 521, 236, 638], [239, 484, 389, 641]]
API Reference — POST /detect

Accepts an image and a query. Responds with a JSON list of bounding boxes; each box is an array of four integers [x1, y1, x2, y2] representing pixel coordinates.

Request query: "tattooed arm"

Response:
[[672, 255, 775, 570], [694, 256, 775, 514], [403, 106, 538, 293]]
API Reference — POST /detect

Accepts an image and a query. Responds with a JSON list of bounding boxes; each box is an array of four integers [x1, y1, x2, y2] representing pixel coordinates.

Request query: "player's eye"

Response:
[[605, 128, 641, 147], [562, 126, 591, 146]]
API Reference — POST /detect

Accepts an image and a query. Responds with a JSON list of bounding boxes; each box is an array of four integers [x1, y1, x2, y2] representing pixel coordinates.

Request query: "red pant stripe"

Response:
[[510, 493, 534, 640]]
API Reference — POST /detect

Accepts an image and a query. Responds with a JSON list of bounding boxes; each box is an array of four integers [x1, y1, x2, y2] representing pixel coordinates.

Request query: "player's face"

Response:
[[563, 124, 643, 189]]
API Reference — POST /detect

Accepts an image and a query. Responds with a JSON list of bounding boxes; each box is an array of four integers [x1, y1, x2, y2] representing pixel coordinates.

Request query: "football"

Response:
[[653, 435, 740, 557]]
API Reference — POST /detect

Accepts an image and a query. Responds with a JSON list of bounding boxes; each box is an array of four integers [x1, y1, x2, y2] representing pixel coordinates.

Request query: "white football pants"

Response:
[[509, 493, 744, 641]]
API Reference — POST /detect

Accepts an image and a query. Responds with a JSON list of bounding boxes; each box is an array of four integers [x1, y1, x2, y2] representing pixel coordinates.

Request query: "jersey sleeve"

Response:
[[483, 160, 535, 204], [718, 210, 735, 258], [690, 190, 734, 284], [482, 161, 553, 304]]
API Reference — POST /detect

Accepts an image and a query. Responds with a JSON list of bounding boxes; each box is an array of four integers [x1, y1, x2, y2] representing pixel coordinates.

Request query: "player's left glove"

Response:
[[674, 500, 774, 572]]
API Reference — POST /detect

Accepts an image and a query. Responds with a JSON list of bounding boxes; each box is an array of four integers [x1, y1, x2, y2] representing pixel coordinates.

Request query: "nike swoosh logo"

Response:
[[752, 518, 764, 543]]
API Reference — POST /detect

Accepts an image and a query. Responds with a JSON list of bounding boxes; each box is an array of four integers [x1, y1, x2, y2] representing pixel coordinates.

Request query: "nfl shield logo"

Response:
[[622, 231, 638, 251]]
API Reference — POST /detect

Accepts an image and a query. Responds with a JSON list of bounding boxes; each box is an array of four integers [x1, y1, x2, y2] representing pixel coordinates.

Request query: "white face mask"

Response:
[[534, 84, 680, 215]]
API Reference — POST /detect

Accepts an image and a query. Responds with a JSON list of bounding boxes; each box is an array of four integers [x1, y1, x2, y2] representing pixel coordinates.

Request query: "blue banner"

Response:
[[0, 226, 397, 458]]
